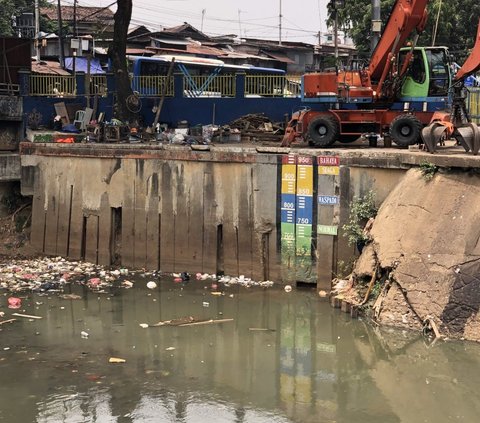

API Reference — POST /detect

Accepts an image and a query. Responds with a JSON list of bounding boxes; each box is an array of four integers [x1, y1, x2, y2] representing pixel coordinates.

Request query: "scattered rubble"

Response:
[[229, 113, 283, 134], [227, 113, 285, 143]]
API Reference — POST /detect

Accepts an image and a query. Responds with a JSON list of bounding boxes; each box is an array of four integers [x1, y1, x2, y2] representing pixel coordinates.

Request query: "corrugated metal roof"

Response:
[[151, 37, 190, 46], [32, 60, 70, 76], [40, 6, 113, 22], [261, 52, 295, 64], [148, 45, 225, 57]]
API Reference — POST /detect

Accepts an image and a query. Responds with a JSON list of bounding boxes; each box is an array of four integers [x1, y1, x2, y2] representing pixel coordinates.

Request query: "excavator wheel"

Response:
[[390, 114, 423, 147], [307, 114, 339, 147]]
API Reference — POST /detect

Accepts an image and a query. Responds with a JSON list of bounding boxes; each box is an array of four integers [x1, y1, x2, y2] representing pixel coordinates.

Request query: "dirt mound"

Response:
[[0, 204, 34, 259], [356, 168, 480, 341]]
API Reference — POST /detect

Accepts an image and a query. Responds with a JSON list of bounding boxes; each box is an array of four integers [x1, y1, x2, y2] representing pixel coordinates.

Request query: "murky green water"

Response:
[[1, 277, 480, 423]]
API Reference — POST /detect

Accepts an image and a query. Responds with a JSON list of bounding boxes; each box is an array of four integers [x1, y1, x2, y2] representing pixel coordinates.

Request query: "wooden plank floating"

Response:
[[11, 313, 42, 320]]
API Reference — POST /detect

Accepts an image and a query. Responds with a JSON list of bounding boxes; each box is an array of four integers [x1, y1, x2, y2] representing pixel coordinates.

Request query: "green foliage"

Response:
[[342, 190, 378, 246], [0, 0, 54, 37], [0, 0, 16, 36], [419, 160, 438, 181], [371, 280, 382, 299], [327, 0, 480, 60]]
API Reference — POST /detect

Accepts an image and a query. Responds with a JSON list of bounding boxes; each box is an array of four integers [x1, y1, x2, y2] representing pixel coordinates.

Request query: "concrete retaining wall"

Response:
[[20, 144, 422, 286]]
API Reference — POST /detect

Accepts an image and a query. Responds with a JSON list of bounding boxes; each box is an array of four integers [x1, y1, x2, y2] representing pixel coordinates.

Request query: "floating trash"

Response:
[[7, 297, 21, 309], [146, 281, 157, 290]]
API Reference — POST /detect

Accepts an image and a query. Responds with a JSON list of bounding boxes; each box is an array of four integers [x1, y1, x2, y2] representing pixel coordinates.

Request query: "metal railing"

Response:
[[131, 76, 174, 97], [29, 75, 76, 97], [0, 82, 20, 95], [244, 75, 302, 97], [88, 75, 108, 97], [183, 74, 236, 98], [467, 87, 480, 124]]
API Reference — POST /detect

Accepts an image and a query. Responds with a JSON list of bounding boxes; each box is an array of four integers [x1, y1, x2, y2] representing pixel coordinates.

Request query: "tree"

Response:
[[328, 0, 480, 62], [108, 0, 135, 123], [0, 0, 54, 37], [0, 0, 22, 36]]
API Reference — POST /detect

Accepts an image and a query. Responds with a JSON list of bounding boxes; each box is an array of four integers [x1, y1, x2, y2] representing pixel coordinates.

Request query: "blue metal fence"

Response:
[[467, 87, 480, 124], [19, 70, 480, 128]]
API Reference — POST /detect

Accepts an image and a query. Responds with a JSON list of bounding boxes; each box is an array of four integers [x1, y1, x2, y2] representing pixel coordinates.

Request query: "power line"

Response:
[[64, 0, 319, 42]]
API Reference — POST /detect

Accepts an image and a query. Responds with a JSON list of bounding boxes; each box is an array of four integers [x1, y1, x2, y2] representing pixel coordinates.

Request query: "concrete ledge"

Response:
[[19, 142, 480, 170]]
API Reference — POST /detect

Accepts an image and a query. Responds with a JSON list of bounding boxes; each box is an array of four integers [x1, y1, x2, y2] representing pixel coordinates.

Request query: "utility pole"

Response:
[[371, 0, 382, 53], [334, 7, 338, 60], [34, 0, 40, 60], [73, 0, 77, 37], [332, 1, 345, 64], [57, 0, 65, 67], [238, 9, 242, 39], [201, 9, 206, 32], [279, 0, 283, 45]]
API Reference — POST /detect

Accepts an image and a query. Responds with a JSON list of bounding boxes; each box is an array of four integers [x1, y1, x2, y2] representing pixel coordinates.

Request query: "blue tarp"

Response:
[[64, 57, 105, 74]]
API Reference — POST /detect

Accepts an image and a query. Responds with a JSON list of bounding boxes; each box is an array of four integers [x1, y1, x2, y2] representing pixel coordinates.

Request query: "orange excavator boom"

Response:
[[454, 19, 480, 82], [368, 0, 428, 96]]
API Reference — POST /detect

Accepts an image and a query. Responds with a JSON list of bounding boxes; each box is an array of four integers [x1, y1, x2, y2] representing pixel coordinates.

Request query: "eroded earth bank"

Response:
[[343, 168, 480, 341]]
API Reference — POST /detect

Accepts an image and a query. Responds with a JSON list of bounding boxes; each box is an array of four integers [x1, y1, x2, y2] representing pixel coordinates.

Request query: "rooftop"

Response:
[[40, 6, 114, 23]]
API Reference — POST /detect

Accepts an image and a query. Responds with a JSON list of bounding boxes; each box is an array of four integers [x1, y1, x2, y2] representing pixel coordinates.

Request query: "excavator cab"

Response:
[[399, 47, 452, 98]]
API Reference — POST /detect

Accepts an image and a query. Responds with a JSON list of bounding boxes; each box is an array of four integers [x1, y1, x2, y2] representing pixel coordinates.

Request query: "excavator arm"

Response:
[[368, 0, 428, 99], [454, 20, 480, 83], [421, 20, 480, 154]]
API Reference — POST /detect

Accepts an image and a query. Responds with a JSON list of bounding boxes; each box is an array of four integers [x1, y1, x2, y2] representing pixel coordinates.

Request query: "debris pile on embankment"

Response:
[[337, 168, 480, 342]]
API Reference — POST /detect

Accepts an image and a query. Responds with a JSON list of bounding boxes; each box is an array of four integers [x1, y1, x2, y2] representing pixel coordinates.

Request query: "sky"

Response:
[[55, 0, 331, 44]]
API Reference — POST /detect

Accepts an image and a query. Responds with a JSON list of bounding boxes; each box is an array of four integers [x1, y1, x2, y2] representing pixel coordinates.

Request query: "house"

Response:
[[39, 6, 114, 39], [37, 5, 114, 59], [126, 22, 321, 73], [229, 38, 315, 74]]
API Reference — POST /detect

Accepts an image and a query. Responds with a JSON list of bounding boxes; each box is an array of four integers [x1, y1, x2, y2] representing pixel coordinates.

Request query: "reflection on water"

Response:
[[1, 278, 480, 422]]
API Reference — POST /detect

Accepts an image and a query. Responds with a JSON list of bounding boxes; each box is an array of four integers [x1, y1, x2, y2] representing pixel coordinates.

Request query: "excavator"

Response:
[[281, 0, 480, 153], [421, 21, 480, 153]]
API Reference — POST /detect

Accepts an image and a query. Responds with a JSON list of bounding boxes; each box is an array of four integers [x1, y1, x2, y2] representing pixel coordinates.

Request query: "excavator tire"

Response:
[[307, 114, 339, 147], [390, 114, 423, 147]]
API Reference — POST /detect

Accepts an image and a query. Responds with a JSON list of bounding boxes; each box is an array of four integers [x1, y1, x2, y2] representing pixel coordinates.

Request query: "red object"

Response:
[[88, 278, 101, 286], [8, 297, 21, 309]]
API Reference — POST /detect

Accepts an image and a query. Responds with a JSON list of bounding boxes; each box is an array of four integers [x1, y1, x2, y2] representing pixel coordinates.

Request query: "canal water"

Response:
[[1, 276, 480, 423]]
